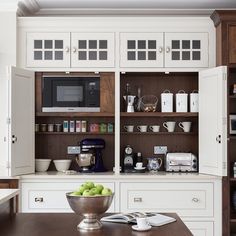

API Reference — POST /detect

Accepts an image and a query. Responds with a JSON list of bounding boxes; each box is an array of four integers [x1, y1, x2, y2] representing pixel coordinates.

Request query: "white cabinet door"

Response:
[[165, 33, 208, 68], [199, 66, 227, 176], [71, 33, 115, 68], [26, 32, 70, 68], [184, 221, 214, 236], [120, 33, 164, 68], [9, 67, 35, 176]]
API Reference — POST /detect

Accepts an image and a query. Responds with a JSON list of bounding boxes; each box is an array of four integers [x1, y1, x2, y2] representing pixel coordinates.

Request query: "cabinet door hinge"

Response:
[[6, 117, 10, 125]]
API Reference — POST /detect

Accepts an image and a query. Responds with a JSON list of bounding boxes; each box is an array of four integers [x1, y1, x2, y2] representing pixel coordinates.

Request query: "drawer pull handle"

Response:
[[35, 197, 44, 203], [192, 197, 199, 203], [134, 197, 142, 203]]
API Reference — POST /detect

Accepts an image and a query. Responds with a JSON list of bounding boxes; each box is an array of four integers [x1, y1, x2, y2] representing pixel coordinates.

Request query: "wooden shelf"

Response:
[[121, 132, 197, 135], [120, 112, 198, 117], [229, 136, 236, 140], [230, 95, 236, 99], [36, 132, 114, 135], [36, 112, 115, 117]]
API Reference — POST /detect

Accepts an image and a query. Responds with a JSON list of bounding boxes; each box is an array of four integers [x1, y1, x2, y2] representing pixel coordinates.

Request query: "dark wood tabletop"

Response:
[[0, 213, 193, 236]]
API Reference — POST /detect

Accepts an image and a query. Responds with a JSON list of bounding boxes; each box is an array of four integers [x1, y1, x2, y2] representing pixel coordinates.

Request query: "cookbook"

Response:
[[101, 212, 176, 226]]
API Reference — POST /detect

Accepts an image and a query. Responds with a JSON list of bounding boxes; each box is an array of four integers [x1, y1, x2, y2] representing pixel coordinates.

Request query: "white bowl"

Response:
[[35, 159, 51, 172], [53, 160, 72, 172]]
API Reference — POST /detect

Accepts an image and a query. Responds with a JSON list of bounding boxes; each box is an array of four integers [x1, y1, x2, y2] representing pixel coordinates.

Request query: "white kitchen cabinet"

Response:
[[165, 33, 208, 68], [21, 181, 115, 213], [120, 33, 164, 68], [0, 67, 35, 176], [26, 33, 70, 68], [71, 33, 115, 68], [199, 66, 227, 176], [120, 32, 208, 68], [119, 182, 213, 217], [184, 221, 214, 236]]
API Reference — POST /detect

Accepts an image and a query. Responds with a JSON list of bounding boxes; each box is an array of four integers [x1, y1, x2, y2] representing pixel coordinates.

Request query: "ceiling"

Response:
[[14, 0, 236, 16]]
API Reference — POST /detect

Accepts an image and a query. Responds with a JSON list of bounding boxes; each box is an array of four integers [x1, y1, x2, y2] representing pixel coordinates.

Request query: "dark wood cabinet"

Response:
[[211, 10, 236, 236]]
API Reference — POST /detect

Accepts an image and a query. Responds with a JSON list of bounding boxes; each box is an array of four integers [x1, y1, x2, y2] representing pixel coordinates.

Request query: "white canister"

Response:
[[190, 91, 199, 112], [176, 90, 188, 112], [161, 90, 173, 112]]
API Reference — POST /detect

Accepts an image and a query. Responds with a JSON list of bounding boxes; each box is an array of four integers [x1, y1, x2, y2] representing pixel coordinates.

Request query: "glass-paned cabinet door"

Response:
[[71, 33, 115, 67], [26, 33, 70, 68], [165, 33, 208, 68], [120, 33, 164, 68]]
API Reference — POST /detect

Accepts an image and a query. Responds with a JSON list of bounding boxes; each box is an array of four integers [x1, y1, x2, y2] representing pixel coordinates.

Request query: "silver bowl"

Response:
[[66, 192, 114, 231]]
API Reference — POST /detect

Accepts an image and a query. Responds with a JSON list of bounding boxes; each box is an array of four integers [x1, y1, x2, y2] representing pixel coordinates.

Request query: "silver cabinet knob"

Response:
[[12, 135, 17, 144], [216, 135, 221, 143], [134, 197, 142, 203], [192, 197, 199, 203], [65, 47, 70, 53], [166, 47, 171, 53], [72, 47, 77, 53], [35, 197, 44, 202], [159, 47, 163, 53]]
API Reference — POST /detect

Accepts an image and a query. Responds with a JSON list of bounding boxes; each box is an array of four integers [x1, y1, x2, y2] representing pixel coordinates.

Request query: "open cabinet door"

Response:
[[199, 66, 227, 176], [8, 66, 35, 176]]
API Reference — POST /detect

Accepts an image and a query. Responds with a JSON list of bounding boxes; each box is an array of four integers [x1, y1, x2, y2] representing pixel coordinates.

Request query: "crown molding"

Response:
[[17, 0, 40, 16]]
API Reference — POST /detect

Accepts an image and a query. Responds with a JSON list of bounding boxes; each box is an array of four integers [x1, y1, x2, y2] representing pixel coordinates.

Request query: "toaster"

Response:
[[165, 153, 198, 172]]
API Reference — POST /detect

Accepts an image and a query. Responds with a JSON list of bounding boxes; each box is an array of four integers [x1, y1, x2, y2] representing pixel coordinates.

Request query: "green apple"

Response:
[[101, 188, 112, 196], [70, 191, 81, 196], [83, 189, 92, 196], [85, 181, 95, 189], [90, 188, 100, 195], [95, 184, 104, 193], [78, 184, 90, 194]]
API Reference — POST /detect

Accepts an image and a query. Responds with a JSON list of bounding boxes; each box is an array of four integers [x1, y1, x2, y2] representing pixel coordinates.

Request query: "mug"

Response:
[[124, 125, 134, 132], [179, 122, 192, 132], [100, 123, 107, 133], [137, 125, 148, 132], [89, 123, 99, 133], [136, 162, 143, 169], [163, 121, 176, 132], [136, 217, 149, 229], [149, 125, 160, 132]]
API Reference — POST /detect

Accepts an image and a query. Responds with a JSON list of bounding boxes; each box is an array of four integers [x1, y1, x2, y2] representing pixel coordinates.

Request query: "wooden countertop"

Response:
[[0, 213, 192, 236], [0, 189, 19, 205]]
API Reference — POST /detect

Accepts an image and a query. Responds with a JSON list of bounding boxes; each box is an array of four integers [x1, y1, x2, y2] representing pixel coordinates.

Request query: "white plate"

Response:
[[132, 225, 152, 231], [134, 167, 146, 170]]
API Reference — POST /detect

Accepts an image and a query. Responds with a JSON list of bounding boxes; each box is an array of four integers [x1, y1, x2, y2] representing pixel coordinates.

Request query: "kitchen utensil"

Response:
[[147, 157, 162, 172], [149, 125, 160, 132], [35, 159, 51, 172], [136, 217, 150, 229], [136, 162, 143, 169], [176, 90, 188, 112], [179, 122, 192, 132], [124, 125, 134, 132], [163, 121, 176, 132], [76, 153, 95, 172], [161, 90, 173, 112], [66, 192, 114, 230], [140, 95, 158, 112], [137, 125, 148, 132], [123, 95, 136, 112], [53, 160, 71, 172], [190, 91, 199, 112]]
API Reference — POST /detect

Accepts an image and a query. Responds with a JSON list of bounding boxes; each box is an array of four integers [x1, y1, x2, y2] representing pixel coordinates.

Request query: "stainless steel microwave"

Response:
[[230, 115, 236, 134], [42, 75, 100, 112]]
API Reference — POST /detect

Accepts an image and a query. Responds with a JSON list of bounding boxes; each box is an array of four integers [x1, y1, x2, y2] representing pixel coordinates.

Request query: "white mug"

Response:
[[136, 217, 149, 229], [149, 125, 160, 132], [137, 125, 148, 132], [124, 125, 134, 132], [136, 162, 143, 169], [190, 92, 199, 112], [163, 121, 176, 132], [179, 122, 192, 132]]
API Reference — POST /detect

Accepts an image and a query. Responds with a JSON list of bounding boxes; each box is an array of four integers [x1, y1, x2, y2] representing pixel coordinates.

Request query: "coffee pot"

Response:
[[147, 157, 163, 172], [123, 95, 136, 112]]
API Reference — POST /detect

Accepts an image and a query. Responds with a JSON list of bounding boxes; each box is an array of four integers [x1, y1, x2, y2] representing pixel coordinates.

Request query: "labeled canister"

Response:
[[176, 90, 188, 112], [190, 91, 199, 112], [76, 120, 81, 132], [69, 120, 75, 132], [63, 121, 69, 132], [81, 121, 87, 133], [161, 90, 173, 112]]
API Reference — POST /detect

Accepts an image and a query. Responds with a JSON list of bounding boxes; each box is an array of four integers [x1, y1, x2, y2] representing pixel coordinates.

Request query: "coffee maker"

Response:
[[77, 138, 107, 172], [123, 145, 135, 173]]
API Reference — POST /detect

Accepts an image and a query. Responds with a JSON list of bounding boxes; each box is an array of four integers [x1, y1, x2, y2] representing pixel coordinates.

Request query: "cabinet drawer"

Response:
[[184, 221, 214, 236], [120, 182, 213, 217], [21, 182, 115, 212]]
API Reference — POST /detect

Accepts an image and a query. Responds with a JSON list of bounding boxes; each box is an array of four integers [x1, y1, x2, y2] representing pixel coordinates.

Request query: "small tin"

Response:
[[41, 124, 47, 132], [55, 124, 62, 132], [69, 120, 75, 132], [107, 123, 114, 133], [76, 120, 81, 132], [35, 124, 40, 132], [48, 124, 54, 132], [63, 121, 69, 132], [89, 123, 99, 133], [100, 123, 107, 133], [81, 121, 87, 133]]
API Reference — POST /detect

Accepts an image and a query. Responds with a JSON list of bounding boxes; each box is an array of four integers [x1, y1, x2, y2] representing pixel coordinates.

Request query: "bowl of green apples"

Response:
[[66, 181, 114, 231]]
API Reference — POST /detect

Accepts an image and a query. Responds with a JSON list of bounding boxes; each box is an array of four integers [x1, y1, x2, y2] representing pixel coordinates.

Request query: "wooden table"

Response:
[[0, 213, 192, 236]]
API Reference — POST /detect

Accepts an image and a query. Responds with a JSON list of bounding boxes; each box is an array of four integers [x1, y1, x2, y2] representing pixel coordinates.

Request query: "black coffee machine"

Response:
[[79, 138, 107, 172]]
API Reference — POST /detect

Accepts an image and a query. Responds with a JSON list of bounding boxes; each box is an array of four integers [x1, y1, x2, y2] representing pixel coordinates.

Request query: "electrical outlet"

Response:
[[67, 146, 80, 155], [154, 146, 167, 155]]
